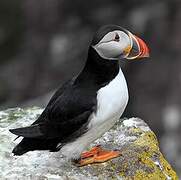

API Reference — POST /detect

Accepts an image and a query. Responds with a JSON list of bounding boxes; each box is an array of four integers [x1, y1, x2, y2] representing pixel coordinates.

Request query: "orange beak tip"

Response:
[[134, 35, 150, 58]]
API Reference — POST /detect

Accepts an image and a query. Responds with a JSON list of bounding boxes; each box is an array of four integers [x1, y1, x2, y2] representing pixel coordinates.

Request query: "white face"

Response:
[[92, 30, 132, 60]]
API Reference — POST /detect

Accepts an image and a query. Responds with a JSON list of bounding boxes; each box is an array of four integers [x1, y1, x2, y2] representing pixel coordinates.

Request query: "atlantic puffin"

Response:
[[10, 25, 149, 166]]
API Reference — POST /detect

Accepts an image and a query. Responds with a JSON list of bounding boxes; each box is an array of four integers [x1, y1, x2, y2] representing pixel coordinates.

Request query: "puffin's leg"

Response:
[[76, 146, 121, 166]]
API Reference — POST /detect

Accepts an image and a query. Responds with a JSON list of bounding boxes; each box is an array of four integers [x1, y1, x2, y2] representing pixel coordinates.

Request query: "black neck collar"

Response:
[[76, 47, 120, 87]]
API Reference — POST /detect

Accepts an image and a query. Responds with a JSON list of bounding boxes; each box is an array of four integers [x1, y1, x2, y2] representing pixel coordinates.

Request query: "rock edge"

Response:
[[0, 107, 178, 179]]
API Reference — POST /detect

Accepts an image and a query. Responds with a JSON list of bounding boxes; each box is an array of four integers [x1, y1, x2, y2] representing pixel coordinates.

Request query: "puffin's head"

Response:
[[91, 25, 149, 60]]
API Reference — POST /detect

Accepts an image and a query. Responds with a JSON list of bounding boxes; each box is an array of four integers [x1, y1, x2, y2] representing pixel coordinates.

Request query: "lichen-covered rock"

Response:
[[0, 107, 178, 179]]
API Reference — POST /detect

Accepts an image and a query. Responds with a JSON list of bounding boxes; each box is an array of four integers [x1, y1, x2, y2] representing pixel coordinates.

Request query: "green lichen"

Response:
[[118, 130, 178, 180], [103, 127, 178, 179], [159, 153, 178, 180]]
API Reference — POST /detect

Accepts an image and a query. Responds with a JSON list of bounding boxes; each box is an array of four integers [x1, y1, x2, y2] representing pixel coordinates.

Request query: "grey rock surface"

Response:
[[0, 107, 178, 179]]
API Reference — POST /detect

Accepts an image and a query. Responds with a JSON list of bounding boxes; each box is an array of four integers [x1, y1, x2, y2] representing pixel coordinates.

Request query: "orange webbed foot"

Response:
[[76, 146, 121, 166]]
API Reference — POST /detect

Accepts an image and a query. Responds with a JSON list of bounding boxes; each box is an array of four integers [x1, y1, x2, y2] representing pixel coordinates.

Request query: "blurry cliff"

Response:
[[0, 0, 180, 175]]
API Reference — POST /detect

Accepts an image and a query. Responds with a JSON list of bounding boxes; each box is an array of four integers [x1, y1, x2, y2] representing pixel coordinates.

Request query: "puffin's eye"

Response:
[[114, 33, 120, 41]]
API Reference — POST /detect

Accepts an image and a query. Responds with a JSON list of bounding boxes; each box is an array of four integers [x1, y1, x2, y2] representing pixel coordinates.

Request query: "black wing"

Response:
[[9, 110, 91, 139], [10, 78, 97, 140]]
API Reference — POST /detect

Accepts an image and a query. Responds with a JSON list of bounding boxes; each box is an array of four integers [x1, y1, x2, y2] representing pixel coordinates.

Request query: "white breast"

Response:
[[89, 68, 129, 127], [60, 68, 129, 160]]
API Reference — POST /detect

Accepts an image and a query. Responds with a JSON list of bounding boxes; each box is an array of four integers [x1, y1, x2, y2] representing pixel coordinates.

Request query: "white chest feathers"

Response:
[[89, 68, 129, 127], [60, 69, 129, 160]]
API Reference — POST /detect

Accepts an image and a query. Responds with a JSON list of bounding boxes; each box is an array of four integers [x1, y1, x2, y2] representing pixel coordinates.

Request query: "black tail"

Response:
[[12, 140, 29, 155], [12, 138, 34, 155], [12, 137, 60, 156], [9, 123, 65, 155]]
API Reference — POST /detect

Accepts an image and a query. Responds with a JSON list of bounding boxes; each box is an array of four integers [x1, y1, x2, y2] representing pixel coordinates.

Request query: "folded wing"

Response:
[[9, 110, 92, 139]]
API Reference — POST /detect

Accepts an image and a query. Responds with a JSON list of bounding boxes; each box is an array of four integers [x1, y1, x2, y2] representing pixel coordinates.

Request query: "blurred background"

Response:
[[0, 0, 180, 175]]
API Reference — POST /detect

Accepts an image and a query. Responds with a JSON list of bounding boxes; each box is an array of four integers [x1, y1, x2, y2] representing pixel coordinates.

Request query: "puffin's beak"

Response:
[[126, 32, 150, 60]]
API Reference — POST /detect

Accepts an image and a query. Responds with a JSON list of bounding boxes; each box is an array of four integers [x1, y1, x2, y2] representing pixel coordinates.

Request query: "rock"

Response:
[[0, 107, 178, 180]]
